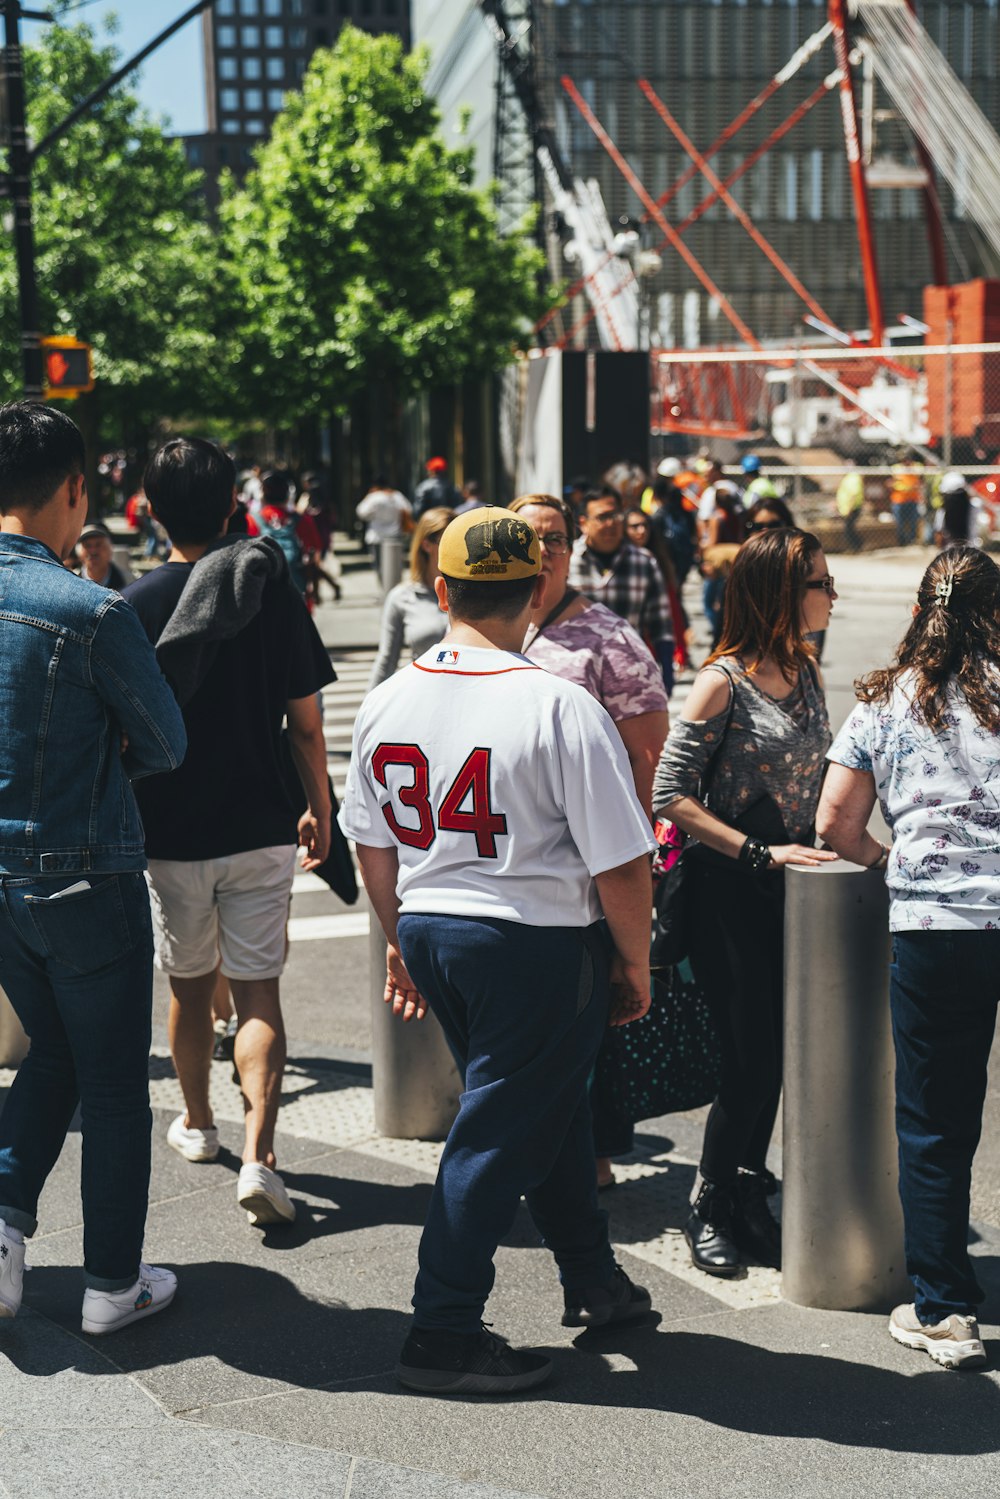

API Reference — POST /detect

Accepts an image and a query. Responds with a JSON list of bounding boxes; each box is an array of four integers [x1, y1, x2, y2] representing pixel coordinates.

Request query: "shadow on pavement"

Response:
[[13, 1260, 1000, 1456]]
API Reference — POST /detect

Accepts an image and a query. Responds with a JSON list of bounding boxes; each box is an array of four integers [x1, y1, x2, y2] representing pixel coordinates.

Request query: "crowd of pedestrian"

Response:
[[0, 404, 996, 1398]]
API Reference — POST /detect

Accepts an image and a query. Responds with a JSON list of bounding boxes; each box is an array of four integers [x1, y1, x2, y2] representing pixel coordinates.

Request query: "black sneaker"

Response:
[[561, 1265, 653, 1329], [395, 1324, 552, 1395]]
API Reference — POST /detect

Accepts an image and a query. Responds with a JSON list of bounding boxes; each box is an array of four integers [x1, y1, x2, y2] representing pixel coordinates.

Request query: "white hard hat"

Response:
[[939, 469, 966, 495], [657, 457, 682, 477]]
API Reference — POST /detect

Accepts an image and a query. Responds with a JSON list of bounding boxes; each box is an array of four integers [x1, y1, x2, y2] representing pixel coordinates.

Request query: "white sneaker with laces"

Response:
[[0, 1222, 25, 1319], [167, 1114, 220, 1163], [237, 1162, 295, 1226], [81, 1263, 177, 1336], [889, 1302, 987, 1370]]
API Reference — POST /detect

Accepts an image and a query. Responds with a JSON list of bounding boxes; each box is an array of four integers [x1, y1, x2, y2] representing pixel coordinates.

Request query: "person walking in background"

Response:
[[75, 520, 133, 591], [0, 403, 187, 1335], [124, 438, 334, 1231], [700, 482, 746, 649], [739, 454, 779, 506], [341, 506, 656, 1396], [413, 456, 461, 521], [935, 470, 977, 550], [569, 488, 675, 693], [653, 529, 836, 1278], [889, 459, 923, 547], [453, 480, 482, 516], [817, 547, 1000, 1372], [512, 493, 669, 1188], [625, 507, 690, 673], [836, 470, 865, 553], [367, 506, 454, 690], [357, 476, 412, 584]]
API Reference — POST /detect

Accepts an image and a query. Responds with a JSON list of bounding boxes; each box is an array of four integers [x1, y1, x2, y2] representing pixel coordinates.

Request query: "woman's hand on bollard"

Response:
[[767, 844, 840, 868], [385, 944, 427, 1022]]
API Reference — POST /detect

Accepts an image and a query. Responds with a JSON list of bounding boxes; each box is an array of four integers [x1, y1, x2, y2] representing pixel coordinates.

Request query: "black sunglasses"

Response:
[[744, 519, 785, 534]]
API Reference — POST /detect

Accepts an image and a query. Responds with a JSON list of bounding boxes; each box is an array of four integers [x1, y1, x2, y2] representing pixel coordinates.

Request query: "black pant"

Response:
[[688, 862, 785, 1186]]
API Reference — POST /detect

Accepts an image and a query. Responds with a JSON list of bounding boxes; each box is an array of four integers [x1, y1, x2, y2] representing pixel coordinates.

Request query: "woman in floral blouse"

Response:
[[818, 546, 1000, 1371]]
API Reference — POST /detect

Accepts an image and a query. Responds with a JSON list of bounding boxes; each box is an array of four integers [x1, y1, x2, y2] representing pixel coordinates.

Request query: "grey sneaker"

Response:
[[0, 1222, 25, 1319], [889, 1303, 987, 1370]]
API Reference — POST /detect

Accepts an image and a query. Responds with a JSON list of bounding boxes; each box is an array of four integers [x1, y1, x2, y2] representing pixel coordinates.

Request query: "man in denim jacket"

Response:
[[0, 403, 187, 1337]]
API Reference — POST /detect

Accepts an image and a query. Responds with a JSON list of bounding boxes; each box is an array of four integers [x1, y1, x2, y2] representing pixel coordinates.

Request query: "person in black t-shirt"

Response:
[[124, 438, 334, 1231]]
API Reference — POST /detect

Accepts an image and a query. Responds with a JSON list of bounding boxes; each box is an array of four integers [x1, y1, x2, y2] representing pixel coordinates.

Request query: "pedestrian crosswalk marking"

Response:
[[288, 912, 369, 942]]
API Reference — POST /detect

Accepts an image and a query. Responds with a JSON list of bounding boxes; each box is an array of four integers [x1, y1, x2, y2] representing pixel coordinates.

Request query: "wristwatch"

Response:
[[739, 836, 774, 874]]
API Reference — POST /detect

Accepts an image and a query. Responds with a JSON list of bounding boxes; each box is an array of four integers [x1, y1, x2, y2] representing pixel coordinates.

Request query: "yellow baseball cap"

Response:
[[438, 505, 541, 581]]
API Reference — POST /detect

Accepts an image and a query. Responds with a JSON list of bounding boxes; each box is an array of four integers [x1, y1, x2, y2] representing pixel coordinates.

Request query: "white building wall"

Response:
[[413, 1, 497, 191]]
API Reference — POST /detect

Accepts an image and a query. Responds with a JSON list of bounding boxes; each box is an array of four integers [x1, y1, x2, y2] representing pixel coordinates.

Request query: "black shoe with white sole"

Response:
[[396, 1325, 552, 1395], [562, 1265, 653, 1329]]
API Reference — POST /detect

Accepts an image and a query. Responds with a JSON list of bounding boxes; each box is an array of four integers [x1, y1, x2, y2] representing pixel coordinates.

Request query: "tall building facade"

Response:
[[416, 1, 1000, 346], [187, 0, 410, 187]]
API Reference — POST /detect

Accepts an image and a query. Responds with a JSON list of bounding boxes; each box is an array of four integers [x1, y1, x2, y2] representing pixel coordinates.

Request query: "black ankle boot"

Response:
[[734, 1170, 782, 1269], [684, 1181, 742, 1278]]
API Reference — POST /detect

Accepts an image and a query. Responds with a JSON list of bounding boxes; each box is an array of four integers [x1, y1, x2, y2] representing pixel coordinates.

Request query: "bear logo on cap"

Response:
[[438, 506, 541, 581]]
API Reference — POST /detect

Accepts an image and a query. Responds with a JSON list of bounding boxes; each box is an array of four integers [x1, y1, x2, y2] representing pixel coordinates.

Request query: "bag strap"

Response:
[[524, 588, 580, 646], [698, 664, 736, 802]]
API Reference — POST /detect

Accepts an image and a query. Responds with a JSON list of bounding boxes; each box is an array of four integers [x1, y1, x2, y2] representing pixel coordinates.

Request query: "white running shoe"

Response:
[[889, 1303, 988, 1370], [237, 1162, 295, 1226], [0, 1222, 25, 1319], [167, 1114, 220, 1163], [81, 1264, 177, 1336]]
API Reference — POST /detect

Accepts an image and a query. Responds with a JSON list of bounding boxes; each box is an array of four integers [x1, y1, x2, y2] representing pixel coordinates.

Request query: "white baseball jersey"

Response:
[[339, 644, 655, 926]]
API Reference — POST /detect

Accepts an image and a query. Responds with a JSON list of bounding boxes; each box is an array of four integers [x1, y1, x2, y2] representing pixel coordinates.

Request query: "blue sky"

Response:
[[23, 1, 206, 137]]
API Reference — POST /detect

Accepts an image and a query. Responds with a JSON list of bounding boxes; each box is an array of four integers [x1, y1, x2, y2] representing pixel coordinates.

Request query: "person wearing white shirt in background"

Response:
[[340, 505, 656, 1397], [356, 476, 412, 581]]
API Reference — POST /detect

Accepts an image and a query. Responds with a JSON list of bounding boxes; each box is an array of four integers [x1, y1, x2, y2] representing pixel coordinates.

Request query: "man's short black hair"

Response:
[[143, 438, 236, 544], [444, 574, 537, 623], [0, 402, 85, 513]]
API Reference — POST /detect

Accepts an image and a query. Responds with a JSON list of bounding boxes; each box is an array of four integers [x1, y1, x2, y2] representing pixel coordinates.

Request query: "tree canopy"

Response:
[[220, 25, 548, 424], [0, 16, 221, 426]]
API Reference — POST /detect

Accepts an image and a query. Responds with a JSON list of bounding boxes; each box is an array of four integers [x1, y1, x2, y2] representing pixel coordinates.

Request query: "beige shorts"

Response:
[[145, 846, 297, 981]]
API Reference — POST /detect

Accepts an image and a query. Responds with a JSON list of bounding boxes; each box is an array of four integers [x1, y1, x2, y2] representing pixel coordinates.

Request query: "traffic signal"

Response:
[[41, 337, 94, 399]]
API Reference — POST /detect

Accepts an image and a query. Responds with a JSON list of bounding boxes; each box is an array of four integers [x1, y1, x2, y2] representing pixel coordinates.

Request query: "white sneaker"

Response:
[[889, 1302, 988, 1370], [81, 1263, 177, 1336], [167, 1114, 220, 1163], [0, 1222, 25, 1319], [237, 1162, 295, 1226]]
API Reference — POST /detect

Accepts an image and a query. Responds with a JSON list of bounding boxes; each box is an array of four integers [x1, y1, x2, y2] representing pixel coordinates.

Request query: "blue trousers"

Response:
[[397, 915, 616, 1333], [0, 873, 154, 1290], [890, 931, 1000, 1323]]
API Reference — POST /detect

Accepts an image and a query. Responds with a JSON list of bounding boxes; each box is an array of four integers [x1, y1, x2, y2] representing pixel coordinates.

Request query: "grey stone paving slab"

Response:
[[348, 1459, 544, 1499], [0, 1310, 159, 1430]]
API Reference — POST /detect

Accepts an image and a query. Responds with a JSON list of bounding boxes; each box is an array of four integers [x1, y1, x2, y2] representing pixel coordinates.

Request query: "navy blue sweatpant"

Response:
[[397, 914, 617, 1333]]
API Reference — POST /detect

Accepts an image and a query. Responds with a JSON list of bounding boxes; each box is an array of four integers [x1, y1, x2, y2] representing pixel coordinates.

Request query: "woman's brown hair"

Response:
[[856, 546, 1000, 732], [409, 506, 455, 585], [707, 526, 823, 681], [509, 492, 577, 535]]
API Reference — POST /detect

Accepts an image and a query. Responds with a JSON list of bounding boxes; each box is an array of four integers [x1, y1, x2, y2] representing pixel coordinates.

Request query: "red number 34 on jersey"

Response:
[[372, 744, 508, 859]]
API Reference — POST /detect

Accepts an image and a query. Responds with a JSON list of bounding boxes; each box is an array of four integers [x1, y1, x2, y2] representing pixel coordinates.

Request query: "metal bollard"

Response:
[[369, 923, 462, 1141], [379, 537, 404, 596], [783, 860, 910, 1311], [0, 983, 28, 1069]]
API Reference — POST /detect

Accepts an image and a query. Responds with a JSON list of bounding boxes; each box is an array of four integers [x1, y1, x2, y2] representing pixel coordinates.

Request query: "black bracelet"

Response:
[[739, 836, 773, 874]]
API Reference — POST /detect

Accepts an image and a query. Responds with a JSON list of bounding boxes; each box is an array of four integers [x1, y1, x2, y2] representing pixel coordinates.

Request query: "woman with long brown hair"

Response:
[[652, 529, 837, 1276], [817, 547, 1000, 1370]]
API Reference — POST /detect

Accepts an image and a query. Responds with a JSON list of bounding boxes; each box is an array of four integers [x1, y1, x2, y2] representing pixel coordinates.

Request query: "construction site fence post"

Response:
[[368, 923, 462, 1141], [782, 860, 910, 1312]]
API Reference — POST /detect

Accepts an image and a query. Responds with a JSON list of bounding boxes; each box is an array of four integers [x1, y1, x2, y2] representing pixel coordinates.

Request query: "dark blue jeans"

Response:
[[890, 931, 1000, 1323], [397, 915, 616, 1333], [0, 872, 154, 1290]]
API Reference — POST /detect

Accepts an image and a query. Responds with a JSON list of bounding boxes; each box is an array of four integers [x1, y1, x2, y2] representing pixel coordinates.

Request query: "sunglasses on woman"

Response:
[[804, 575, 836, 594], [744, 519, 785, 534]]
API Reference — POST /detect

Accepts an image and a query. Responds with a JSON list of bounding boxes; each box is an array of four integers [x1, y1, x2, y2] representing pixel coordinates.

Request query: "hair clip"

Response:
[[934, 576, 954, 606]]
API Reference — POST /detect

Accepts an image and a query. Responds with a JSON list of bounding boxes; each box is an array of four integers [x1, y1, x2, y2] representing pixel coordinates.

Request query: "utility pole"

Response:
[[0, 0, 217, 399], [2, 2, 50, 399]]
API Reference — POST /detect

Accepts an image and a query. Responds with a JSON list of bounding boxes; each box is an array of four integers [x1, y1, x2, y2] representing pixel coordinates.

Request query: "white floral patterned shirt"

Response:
[[828, 673, 1000, 931]]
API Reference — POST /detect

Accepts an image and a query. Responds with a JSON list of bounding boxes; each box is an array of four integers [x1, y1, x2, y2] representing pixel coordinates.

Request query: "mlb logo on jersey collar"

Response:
[[437, 650, 461, 666]]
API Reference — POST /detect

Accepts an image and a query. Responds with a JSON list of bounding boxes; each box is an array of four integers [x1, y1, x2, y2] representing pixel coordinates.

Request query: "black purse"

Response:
[[594, 965, 721, 1122], [650, 676, 735, 970], [278, 731, 359, 906]]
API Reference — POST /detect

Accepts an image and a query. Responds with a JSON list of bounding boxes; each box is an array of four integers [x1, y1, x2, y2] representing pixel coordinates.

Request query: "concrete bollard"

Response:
[[379, 537, 404, 596], [0, 983, 29, 1069], [369, 923, 462, 1141], [782, 860, 910, 1311]]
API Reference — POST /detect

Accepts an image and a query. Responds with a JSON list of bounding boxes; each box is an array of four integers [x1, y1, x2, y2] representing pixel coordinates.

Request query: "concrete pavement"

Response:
[[3, 544, 1000, 1498]]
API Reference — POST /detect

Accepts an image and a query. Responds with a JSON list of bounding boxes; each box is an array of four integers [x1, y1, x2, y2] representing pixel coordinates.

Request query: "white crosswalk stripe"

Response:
[[322, 647, 376, 802]]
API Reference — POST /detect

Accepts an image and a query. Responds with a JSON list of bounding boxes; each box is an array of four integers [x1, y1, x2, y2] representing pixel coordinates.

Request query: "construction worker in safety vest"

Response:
[[836, 470, 865, 553], [888, 459, 923, 547], [740, 454, 779, 505]]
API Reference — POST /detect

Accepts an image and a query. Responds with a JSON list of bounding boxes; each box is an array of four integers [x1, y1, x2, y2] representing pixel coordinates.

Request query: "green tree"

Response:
[[220, 25, 548, 429], [0, 15, 223, 430]]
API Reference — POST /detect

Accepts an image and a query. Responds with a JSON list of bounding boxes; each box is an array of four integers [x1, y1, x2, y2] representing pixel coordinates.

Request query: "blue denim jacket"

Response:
[[0, 533, 187, 874]]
